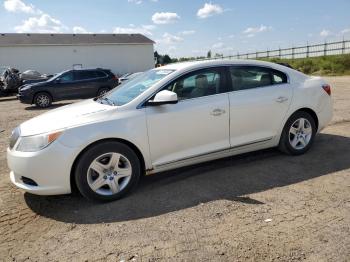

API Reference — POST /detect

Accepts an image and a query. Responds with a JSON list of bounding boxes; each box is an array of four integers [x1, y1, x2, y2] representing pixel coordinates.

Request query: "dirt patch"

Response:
[[0, 77, 349, 261]]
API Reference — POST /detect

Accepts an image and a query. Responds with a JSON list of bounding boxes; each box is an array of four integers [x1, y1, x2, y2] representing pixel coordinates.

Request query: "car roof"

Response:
[[157, 59, 301, 76]]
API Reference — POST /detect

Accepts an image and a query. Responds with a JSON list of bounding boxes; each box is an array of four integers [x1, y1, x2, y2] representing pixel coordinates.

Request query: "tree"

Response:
[[207, 50, 212, 58], [163, 54, 172, 64]]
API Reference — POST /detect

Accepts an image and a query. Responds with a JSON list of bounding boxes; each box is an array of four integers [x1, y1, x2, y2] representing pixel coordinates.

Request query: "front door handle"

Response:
[[275, 96, 288, 103], [211, 108, 226, 116]]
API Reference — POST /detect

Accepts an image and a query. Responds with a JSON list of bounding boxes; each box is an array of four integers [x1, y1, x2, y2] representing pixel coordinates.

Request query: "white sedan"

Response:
[[7, 60, 333, 201]]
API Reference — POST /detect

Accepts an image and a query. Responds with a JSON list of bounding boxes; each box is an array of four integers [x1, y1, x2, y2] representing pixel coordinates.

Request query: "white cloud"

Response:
[[128, 0, 142, 4], [14, 14, 67, 33], [73, 26, 90, 34], [157, 33, 183, 44], [212, 42, 224, 49], [142, 24, 156, 31], [197, 3, 223, 19], [340, 28, 350, 35], [152, 12, 180, 24], [3, 0, 41, 14], [320, 29, 331, 37], [180, 30, 196, 35], [242, 25, 272, 37], [113, 24, 154, 36], [128, 0, 158, 3]]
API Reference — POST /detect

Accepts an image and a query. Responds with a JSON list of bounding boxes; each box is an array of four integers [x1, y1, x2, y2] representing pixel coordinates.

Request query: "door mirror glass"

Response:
[[147, 90, 178, 106]]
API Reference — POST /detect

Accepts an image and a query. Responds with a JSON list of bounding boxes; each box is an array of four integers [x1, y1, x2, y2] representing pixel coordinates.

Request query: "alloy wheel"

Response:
[[288, 118, 313, 150], [36, 94, 50, 107], [87, 152, 132, 196]]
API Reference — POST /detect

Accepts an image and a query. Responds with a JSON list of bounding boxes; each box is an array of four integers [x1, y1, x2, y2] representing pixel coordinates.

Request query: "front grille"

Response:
[[21, 176, 38, 186], [9, 127, 20, 149]]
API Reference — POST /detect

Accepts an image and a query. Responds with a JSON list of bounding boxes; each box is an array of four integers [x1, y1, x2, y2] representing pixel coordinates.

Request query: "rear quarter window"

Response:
[[94, 71, 108, 78]]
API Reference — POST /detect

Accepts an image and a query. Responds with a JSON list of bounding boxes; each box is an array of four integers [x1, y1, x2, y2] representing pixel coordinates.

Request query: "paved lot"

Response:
[[0, 77, 349, 261]]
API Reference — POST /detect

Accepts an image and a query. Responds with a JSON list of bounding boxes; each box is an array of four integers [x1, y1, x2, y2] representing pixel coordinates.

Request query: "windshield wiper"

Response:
[[98, 97, 115, 106]]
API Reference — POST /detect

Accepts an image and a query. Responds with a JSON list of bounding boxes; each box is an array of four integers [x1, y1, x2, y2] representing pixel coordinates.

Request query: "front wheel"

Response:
[[34, 92, 52, 108], [74, 141, 141, 202], [279, 111, 316, 155]]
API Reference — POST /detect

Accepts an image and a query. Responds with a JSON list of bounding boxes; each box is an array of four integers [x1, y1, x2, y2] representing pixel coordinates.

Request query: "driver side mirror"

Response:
[[147, 90, 178, 106], [54, 78, 61, 83]]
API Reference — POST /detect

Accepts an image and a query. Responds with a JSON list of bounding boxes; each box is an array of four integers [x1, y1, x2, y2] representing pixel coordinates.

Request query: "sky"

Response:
[[0, 0, 349, 58]]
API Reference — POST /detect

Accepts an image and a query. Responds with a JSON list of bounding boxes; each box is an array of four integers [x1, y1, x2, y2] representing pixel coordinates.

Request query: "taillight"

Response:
[[322, 84, 331, 96], [112, 75, 118, 81]]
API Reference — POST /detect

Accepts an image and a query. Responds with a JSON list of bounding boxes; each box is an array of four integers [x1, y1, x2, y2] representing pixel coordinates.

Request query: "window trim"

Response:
[[227, 65, 290, 93], [163, 67, 227, 102], [137, 64, 290, 109], [59, 71, 75, 83], [138, 65, 229, 108]]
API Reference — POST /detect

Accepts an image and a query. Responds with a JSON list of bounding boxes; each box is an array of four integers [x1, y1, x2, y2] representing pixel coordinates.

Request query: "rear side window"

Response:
[[94, 70, 107, 78], [230, 66, 288, 91], [75, 70, 96, 80]]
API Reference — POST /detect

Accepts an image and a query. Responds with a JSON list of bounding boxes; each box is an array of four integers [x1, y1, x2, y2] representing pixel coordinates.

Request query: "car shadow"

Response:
[[24, 102, 73, 110], [25, 133, 350, 224], [0, 96, 17, 102]]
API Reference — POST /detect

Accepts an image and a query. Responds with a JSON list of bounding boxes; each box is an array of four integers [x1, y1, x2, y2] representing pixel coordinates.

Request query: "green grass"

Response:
[[264, 54, 350, 76]]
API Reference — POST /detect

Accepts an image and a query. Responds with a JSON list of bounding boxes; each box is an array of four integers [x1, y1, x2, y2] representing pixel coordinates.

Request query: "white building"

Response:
[[0, 33, 155, 75]]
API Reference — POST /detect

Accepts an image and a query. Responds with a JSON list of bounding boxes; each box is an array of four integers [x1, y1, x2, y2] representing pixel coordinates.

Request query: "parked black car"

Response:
[[17, 68, 118, 108]]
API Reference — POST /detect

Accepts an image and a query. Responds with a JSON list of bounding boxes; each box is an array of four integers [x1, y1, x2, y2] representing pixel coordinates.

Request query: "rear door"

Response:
[[73, 70, 100, 98], [228, 66, 293, 147]]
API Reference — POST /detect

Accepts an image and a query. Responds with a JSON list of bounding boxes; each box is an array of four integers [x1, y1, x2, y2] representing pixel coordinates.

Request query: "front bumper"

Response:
[[17, 92, 33, 104], [7, 140, 77, 195]]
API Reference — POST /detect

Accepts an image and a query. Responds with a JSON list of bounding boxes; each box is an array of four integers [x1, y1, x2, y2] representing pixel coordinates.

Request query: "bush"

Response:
[[263, 54, 350, 76]]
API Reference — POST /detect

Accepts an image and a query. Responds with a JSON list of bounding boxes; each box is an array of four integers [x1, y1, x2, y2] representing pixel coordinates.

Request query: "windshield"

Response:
[[47, 72, 63, 81], [102, 69, 174, 106]]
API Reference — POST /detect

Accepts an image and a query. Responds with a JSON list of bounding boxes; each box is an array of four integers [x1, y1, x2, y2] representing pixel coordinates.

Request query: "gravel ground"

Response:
[[0, 76, 349, 261]]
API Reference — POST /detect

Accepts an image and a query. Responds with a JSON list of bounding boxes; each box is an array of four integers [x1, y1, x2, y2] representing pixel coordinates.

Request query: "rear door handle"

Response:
[[211, 108, 226, 116], [275, 96, 288, 103]]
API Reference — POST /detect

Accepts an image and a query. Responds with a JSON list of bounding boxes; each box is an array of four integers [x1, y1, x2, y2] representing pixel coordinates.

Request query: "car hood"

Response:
[[20, 81, 48, 90], [19, 99, 114, 136]]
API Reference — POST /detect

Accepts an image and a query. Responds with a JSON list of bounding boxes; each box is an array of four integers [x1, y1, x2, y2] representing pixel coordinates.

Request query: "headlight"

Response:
[[16, 131, 63, 152], [9, 127, 21, 149]]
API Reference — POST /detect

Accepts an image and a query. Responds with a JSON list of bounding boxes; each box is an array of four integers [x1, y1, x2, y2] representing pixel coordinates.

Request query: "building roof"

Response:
[[0, 33, 154, 46]]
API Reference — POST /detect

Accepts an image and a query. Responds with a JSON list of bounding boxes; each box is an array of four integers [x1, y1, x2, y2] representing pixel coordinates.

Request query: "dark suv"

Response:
[[18, 68, 118, 108]]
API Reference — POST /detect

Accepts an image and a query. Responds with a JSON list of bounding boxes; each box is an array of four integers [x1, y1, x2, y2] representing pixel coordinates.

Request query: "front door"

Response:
[[146, 67, 231, 167], [53, 71, 77, 100]]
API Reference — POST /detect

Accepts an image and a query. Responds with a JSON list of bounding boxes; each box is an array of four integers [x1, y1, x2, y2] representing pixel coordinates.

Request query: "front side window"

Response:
[[103, 69, 174, 106], [59, 71, 74, 83], [230, 66, 287, 91], [165, 68, 223, 100]]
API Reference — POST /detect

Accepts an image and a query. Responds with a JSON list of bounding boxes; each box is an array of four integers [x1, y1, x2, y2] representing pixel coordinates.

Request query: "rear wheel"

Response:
[[34, 92, 52, 108], [75, 141, 141, 202], [279, 111, 316, 155], [97, 87, 109, 97]]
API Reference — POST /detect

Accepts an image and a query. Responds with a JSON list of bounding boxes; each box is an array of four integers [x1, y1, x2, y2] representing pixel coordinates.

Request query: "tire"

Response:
[[34, 92, 52, 108], [278, 111, 316, 155], [97, 87, 110, 97], [74, 141, 141, 202]]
